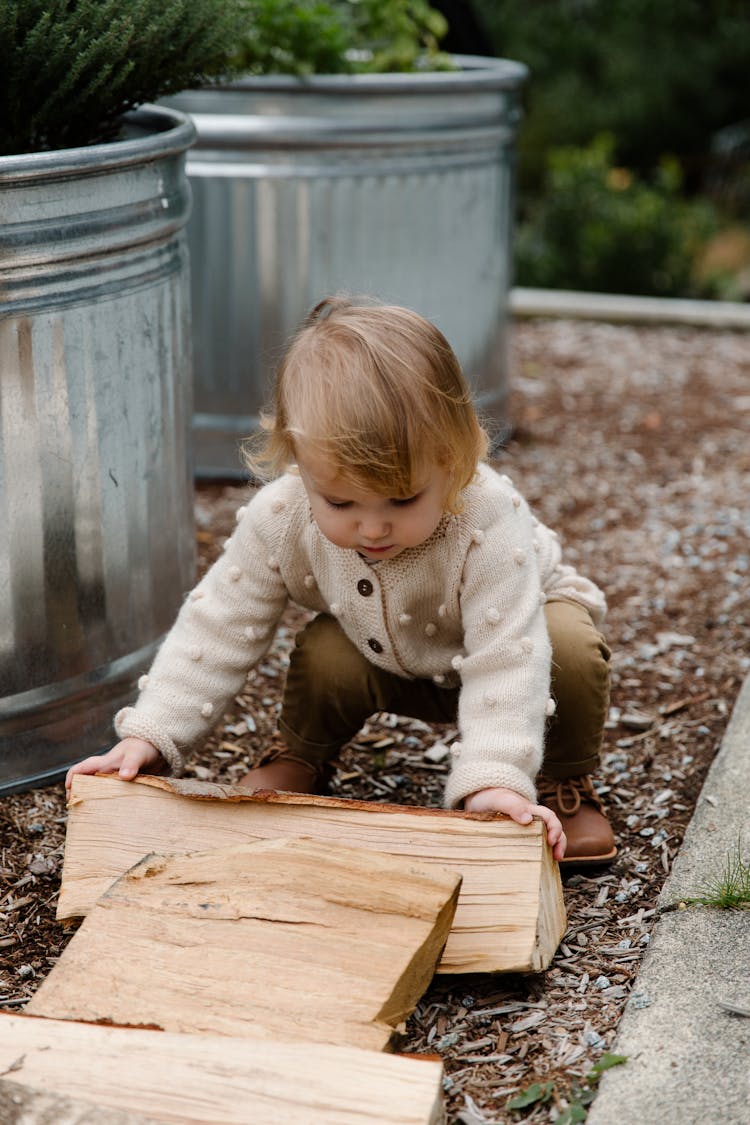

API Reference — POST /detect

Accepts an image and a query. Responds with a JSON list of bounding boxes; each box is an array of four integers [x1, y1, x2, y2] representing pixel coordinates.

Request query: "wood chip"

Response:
[[509, 1011, 547, 1033]]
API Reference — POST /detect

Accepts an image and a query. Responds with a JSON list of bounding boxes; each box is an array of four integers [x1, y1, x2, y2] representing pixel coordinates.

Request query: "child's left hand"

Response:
[[463, 787, 567, 862]]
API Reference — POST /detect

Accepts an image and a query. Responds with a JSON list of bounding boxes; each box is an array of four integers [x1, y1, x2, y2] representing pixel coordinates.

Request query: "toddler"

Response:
[[66, 297, 615, 865]]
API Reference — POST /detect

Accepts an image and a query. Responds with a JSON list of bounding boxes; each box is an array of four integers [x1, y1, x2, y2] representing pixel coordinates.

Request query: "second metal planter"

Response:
[[166, 55, 528, 477]]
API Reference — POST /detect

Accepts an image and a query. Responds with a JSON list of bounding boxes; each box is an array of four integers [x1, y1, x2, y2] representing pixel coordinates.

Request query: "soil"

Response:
[[2, 316, 749, 1123]]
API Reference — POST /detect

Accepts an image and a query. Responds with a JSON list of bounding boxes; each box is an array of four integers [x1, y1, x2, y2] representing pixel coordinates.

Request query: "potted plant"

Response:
[[0, 0, 245, 793], [163, 1, 528, 476]]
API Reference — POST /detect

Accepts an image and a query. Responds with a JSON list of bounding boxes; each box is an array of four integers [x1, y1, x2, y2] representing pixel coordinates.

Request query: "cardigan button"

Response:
[[357, 578, 373, 597], [367, 638, 383, 654]]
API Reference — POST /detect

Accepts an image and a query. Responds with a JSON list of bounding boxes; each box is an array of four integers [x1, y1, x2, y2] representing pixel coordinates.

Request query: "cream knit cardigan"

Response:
[[116, 463, 605, 807]]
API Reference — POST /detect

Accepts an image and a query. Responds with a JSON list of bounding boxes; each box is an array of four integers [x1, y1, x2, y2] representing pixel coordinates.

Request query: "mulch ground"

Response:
[[2, 316, 749, 1123]]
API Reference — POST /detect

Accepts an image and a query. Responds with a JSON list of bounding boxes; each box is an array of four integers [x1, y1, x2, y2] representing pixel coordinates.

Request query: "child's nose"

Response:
[[359, 514, 391, 540]]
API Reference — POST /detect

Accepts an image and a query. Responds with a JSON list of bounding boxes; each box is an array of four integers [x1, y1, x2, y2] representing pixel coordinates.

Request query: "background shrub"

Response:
[[464, 0, 750, 297], [515, 135, 718, 297], [472, 0, 750, 196]]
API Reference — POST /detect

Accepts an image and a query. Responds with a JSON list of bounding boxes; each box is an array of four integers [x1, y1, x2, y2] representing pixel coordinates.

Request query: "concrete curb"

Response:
[[510, 287, 750, 330], [587, 674, 750, 1123]]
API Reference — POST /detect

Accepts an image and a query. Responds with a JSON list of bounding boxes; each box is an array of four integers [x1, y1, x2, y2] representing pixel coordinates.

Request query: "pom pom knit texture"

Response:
[[116, 463, 606, 806]]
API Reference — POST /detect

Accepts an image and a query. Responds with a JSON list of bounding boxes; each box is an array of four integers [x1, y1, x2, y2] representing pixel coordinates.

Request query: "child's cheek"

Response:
[[316, 511, 350, 549]]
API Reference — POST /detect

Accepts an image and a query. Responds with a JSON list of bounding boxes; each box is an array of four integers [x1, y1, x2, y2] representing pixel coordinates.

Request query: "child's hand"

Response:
[[463, 786, 567, 862], [64, 737, 163, 799]]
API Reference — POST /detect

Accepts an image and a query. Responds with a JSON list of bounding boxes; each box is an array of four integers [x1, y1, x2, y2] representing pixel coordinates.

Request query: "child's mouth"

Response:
[[361, 544, 394, 554]]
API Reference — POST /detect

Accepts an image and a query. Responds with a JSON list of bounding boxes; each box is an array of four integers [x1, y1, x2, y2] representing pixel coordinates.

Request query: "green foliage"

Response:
[[230, 0, 450, 76], [0, 0, 452, 155], [472, 0, 750, 194], [515, 135, 719, 297], [507, 1081, 555, 1110], [465, 0, 750, 298], [0, 0, 245, 156], [681, 839, 750, 910], [508, 1053, 627, 1122]]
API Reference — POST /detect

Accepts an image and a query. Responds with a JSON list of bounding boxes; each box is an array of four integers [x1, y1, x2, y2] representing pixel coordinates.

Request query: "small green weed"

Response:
[[507, 1053, 627, 1122], [680, 839, 750, 910]]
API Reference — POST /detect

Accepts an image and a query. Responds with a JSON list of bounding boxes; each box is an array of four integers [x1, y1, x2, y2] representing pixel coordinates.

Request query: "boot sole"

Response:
[[559, 846, 618, 867]]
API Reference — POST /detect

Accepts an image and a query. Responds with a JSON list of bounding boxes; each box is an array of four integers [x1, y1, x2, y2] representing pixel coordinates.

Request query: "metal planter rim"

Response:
[[0, 104, 196, 183], [202, 54, 528, 95]]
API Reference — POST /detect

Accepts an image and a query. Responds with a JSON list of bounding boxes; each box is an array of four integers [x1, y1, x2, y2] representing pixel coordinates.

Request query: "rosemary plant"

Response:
[[0, 0, 244, 156]]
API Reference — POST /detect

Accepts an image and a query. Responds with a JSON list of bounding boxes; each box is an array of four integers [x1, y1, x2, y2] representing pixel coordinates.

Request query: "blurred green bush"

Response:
[[467, 0, 750, 297], [515, 135, 719, 298], [472, 0, 750, 195]]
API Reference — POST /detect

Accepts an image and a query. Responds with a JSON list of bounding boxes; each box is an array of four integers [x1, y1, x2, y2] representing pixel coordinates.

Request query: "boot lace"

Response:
[[537, 774, 602, 815]]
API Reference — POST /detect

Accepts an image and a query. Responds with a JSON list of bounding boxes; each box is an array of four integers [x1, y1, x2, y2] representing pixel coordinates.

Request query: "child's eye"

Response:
[[324, 498, 351, 509], [391, 493, 420, 507]]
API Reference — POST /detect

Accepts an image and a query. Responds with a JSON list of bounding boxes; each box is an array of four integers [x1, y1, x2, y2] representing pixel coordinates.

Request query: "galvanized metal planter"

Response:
[[166, 55, 528, 477], [0, 106, 197, 794]]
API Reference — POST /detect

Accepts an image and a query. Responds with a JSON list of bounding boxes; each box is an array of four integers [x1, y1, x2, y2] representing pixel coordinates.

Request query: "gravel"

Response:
[[2, 316, 749, 1123]]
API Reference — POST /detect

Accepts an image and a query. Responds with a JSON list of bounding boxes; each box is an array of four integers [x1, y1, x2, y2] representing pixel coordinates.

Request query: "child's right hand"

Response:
[[64, 737, 163, 799], [463, 786, 567, 862]]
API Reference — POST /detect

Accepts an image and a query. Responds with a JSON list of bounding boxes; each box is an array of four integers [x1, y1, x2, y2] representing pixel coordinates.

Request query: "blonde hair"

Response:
[[244, 296, 489, 513]]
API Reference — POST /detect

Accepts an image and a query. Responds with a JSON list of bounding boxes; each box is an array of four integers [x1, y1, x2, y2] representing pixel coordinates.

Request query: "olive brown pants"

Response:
[[278, 599, 611, 780]]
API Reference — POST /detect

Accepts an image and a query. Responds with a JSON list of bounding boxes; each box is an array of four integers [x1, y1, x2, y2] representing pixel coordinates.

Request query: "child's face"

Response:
[[297, 449, 450, 562]]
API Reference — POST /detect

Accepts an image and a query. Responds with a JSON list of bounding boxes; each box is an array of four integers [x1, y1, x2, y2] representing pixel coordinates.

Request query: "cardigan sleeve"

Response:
[[442, 486, 552, 808], [115, 482, 292, 772]]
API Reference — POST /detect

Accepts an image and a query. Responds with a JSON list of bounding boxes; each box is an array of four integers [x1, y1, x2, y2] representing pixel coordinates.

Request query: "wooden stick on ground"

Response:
[[59, 774, 566, 974], [30, 837, 460, 1051], [0, 1014, 445, 1125]]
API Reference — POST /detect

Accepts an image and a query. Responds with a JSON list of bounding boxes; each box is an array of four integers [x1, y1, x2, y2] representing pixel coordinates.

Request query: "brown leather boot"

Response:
[[537, 774, 617, 866], [237, 739, 332, 796]]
